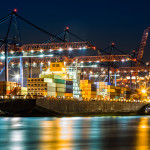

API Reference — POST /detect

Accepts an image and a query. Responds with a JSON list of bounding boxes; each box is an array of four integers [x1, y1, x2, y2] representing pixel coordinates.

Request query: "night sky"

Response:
[[1, 0, 150, 62]]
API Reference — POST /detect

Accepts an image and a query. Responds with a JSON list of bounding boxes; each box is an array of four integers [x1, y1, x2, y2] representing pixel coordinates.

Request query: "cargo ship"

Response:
[[0, 61, 149, 116]]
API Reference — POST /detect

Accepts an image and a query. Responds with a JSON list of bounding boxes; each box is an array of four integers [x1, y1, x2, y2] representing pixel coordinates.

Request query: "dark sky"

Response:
[[1, 0, 150, 62]]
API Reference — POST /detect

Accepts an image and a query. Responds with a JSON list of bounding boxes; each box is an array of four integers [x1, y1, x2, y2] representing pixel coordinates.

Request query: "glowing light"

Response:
[[31, 50, 34, 53], [83, 46, 86, 49], [1, 51, 4, 54], [15, 74, 20, 83], [97, 60, 99, 63], [33, 62, 36, 66], [81, 61, 83, 63], [66, 26, 69, 30], [89, 61, 91, 63], [40, 55, 44, 57], [49, 49, 53, 52], [79, 47, 82, 50], [1, 56, 5, 59], [10, 50, 14, 54], [69, 47, 72, 51], [40, 49, 43, 53], [142, 89, 146, 94], [13, 8, 18, 12], [59, 48, 63, 51], [122, 59, 125, 62]]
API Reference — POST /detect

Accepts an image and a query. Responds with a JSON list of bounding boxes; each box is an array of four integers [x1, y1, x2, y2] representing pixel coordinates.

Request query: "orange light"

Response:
[[13, 8, 18, 12], [133, 59, 136, 61], [112, 43, 115, 46]]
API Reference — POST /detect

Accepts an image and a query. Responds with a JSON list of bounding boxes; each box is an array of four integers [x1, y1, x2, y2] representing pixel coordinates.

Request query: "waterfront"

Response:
[[0, 116, 150, 150]]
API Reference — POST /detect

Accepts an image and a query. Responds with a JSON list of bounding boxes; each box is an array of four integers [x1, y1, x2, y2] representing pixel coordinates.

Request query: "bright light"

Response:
[[33, 62, 36, 66], [142, 89, 146, 94], [31, 50, 34, 53], [59, 48, 63, 51], [122, 59, 125, 62], [40, 55, 44, 57], [1, 51, 4, 55], [69, 47, 72, 51], [81, 61, 83, 63], [79, 47, 82, 50], [1, 56, 5, 59], [16, 74, 20, 79], [50, 49, 53, 52], [40, 49, 43, 53], [15, 74, 20, 83], [83, 46, 86, 49], [10, 51, 14, 54]]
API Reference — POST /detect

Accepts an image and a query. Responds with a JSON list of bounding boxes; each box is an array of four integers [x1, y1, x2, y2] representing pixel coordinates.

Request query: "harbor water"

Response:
[[0, 116, 150, 150]]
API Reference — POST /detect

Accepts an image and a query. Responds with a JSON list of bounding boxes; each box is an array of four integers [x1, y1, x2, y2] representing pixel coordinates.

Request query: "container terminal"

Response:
[[0, 10, 150, 115]]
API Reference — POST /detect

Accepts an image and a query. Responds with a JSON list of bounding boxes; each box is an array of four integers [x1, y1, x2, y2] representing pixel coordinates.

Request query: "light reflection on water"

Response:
[[0, 116, 150, 150]]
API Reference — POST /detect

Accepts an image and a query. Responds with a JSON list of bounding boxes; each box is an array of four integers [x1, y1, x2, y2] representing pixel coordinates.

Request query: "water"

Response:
[[0, 116, 150, 150]]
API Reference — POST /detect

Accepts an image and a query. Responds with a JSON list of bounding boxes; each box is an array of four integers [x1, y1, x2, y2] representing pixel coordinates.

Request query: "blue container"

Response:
[[66, 89, 73, 93]]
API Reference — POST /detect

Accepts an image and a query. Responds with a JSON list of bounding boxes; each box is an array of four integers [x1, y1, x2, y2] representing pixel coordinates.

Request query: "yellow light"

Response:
[[142, 89, 146, 94]]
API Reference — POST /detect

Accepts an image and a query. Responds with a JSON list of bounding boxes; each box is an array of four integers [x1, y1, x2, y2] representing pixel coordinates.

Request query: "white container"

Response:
[[44, 78, 54, 83], [47, 83, 56, 87], [47, 87, 56, 92], [47, 91, 57, 96]]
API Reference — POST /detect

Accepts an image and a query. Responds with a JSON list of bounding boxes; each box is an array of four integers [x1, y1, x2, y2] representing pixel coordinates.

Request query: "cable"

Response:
[[43, 31, 65, 43], [15, 13, 65, 42]]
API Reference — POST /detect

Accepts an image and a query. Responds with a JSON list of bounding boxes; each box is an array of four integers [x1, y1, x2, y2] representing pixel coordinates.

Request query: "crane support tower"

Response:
[[136, 27, 150, 66]]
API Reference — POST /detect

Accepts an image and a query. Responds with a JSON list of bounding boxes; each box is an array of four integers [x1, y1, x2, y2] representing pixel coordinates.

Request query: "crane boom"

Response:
[[136, 27, 150, 66]]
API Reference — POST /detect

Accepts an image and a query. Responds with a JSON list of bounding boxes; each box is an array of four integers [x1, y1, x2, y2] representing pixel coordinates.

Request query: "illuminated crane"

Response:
[[136, 27, 150, 66]]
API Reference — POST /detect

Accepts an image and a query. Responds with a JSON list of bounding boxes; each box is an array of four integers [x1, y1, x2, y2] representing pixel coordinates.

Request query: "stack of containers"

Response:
[[73, 80, 80, 99], [21, 87, 27, 95], [65, 80, 73, 98], [107, 85, 115, 100], [56, 82, 65, 97], [95, 82, 108, 100], [43, 74, 65, 97], [80, 80, 97, 99], [123, 88, 131, 100], [47, 82, 56, 97], [68, 70, 81, 99], [115, 87, 121, 99]]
